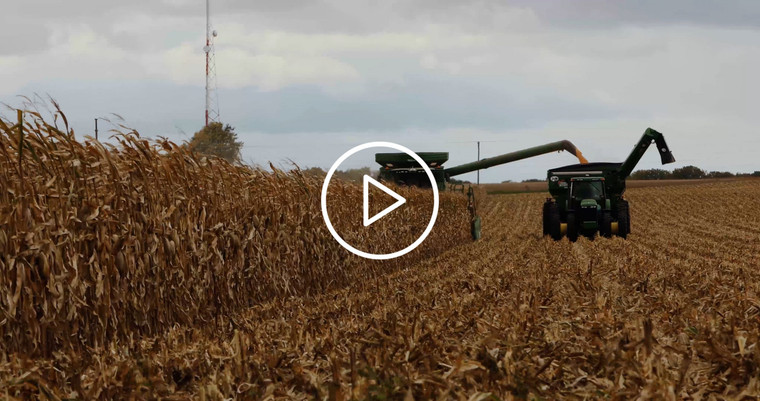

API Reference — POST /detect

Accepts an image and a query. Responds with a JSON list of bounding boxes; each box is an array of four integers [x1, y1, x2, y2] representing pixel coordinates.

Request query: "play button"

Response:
[[363, 175, 406, 226], [321, 141, 439, 260]]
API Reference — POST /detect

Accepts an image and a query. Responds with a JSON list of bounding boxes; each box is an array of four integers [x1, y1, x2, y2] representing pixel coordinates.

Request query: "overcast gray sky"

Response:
[[2, 0, 758, 182]]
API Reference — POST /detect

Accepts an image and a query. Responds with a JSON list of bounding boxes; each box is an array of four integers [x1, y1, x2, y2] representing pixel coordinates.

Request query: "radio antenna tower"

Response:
[[204, 0, 219, 126]]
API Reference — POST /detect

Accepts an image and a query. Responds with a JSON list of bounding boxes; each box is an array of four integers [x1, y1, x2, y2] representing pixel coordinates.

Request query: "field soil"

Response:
[[482, 177, 753, 194], [4, 179, 759, 399]]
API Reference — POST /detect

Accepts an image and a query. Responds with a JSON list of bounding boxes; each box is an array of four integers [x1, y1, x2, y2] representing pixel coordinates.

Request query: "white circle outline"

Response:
[[320, 142, 439, 260]]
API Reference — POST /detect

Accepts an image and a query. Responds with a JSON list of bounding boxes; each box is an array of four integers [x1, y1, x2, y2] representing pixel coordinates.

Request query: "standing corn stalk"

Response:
[[0, 105, 472, 358], [17, 110, 23, 178]]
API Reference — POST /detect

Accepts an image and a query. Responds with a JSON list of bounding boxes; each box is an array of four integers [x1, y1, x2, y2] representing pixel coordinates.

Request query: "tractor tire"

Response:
[[600, 211, 613, 238], [616, 200, 631, 238], [544, 201, 562, 240], [542, 200, 552, 236], [566, 212, 579, 242]]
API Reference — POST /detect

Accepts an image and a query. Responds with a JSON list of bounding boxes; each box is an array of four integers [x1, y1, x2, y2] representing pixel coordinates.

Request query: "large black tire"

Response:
[[600, 211, 613, 238], [567, 212, 579, 242], [544, 201, 562, 240], [542, 200, 552, 236], [616, 200, 631, 238]]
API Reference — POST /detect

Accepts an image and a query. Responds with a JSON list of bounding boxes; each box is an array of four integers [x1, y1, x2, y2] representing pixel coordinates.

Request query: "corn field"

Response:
[[0, 107, 469, 356], [1, 107, 759, 399]]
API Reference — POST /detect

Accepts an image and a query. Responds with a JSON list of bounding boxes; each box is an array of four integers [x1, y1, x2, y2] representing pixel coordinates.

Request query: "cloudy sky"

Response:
[[2, 0, 758, 182]]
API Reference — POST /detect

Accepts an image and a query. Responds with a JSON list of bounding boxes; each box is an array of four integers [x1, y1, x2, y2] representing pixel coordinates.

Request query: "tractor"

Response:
[[543, 128, 675, 241], [375, 140, 589, 240]]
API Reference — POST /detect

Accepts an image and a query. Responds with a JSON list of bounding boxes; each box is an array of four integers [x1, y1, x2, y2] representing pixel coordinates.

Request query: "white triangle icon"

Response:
[[363, 175, 406, 227]]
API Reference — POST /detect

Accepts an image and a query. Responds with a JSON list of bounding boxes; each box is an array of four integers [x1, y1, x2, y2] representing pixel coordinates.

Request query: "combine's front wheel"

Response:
[[616, 200, 631, 238], [544, 200, 562, 240], [600, 211, 613, 238], [566, 212, 579, 242]]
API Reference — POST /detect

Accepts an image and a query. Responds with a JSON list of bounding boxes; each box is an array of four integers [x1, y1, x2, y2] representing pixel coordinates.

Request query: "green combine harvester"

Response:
[[375, 140, 589, 240], [543, 128, 675, 241]]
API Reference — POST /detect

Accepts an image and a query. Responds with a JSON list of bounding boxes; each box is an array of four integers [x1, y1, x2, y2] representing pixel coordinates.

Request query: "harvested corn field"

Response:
[[1, 110, 760, 399]]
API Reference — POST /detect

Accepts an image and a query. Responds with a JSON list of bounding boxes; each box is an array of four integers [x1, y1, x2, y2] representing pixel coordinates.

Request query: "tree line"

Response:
[[301, 167, 375, 182], [183, 125, 759, 182], [631, 166, 760, 180]]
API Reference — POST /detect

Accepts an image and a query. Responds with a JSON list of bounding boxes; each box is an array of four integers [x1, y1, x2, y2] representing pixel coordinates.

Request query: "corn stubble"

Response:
[[1, 108, 759, 399]]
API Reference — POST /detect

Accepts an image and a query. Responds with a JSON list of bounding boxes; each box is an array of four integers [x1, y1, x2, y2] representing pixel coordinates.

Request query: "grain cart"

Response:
[[543, 128, 675, 241], [375, 140, 589, 240]]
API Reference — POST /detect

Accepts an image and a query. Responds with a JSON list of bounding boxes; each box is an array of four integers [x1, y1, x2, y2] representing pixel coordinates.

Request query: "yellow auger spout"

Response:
[[575, 149, 588, 164]]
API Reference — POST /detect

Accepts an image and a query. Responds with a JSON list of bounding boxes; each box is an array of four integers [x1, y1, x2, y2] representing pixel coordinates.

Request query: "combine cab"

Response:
[[544, 128, 675, 241], [375, 141, 589, 240]]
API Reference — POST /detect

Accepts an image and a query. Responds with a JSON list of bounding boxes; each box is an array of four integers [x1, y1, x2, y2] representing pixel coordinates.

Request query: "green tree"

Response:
[[707, 171, 734, 178], [188, 122, 243, 163], [335, 167, 374, 182], [631, 168, 672, 180], [301, 166, 377, 182], [301, 167, 327, 178], [672, 165, 706, 179]]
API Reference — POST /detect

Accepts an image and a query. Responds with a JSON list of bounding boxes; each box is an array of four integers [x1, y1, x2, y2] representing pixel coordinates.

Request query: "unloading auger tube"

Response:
[[444, 140, 588, 179], [375, 140, 588, 241]]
